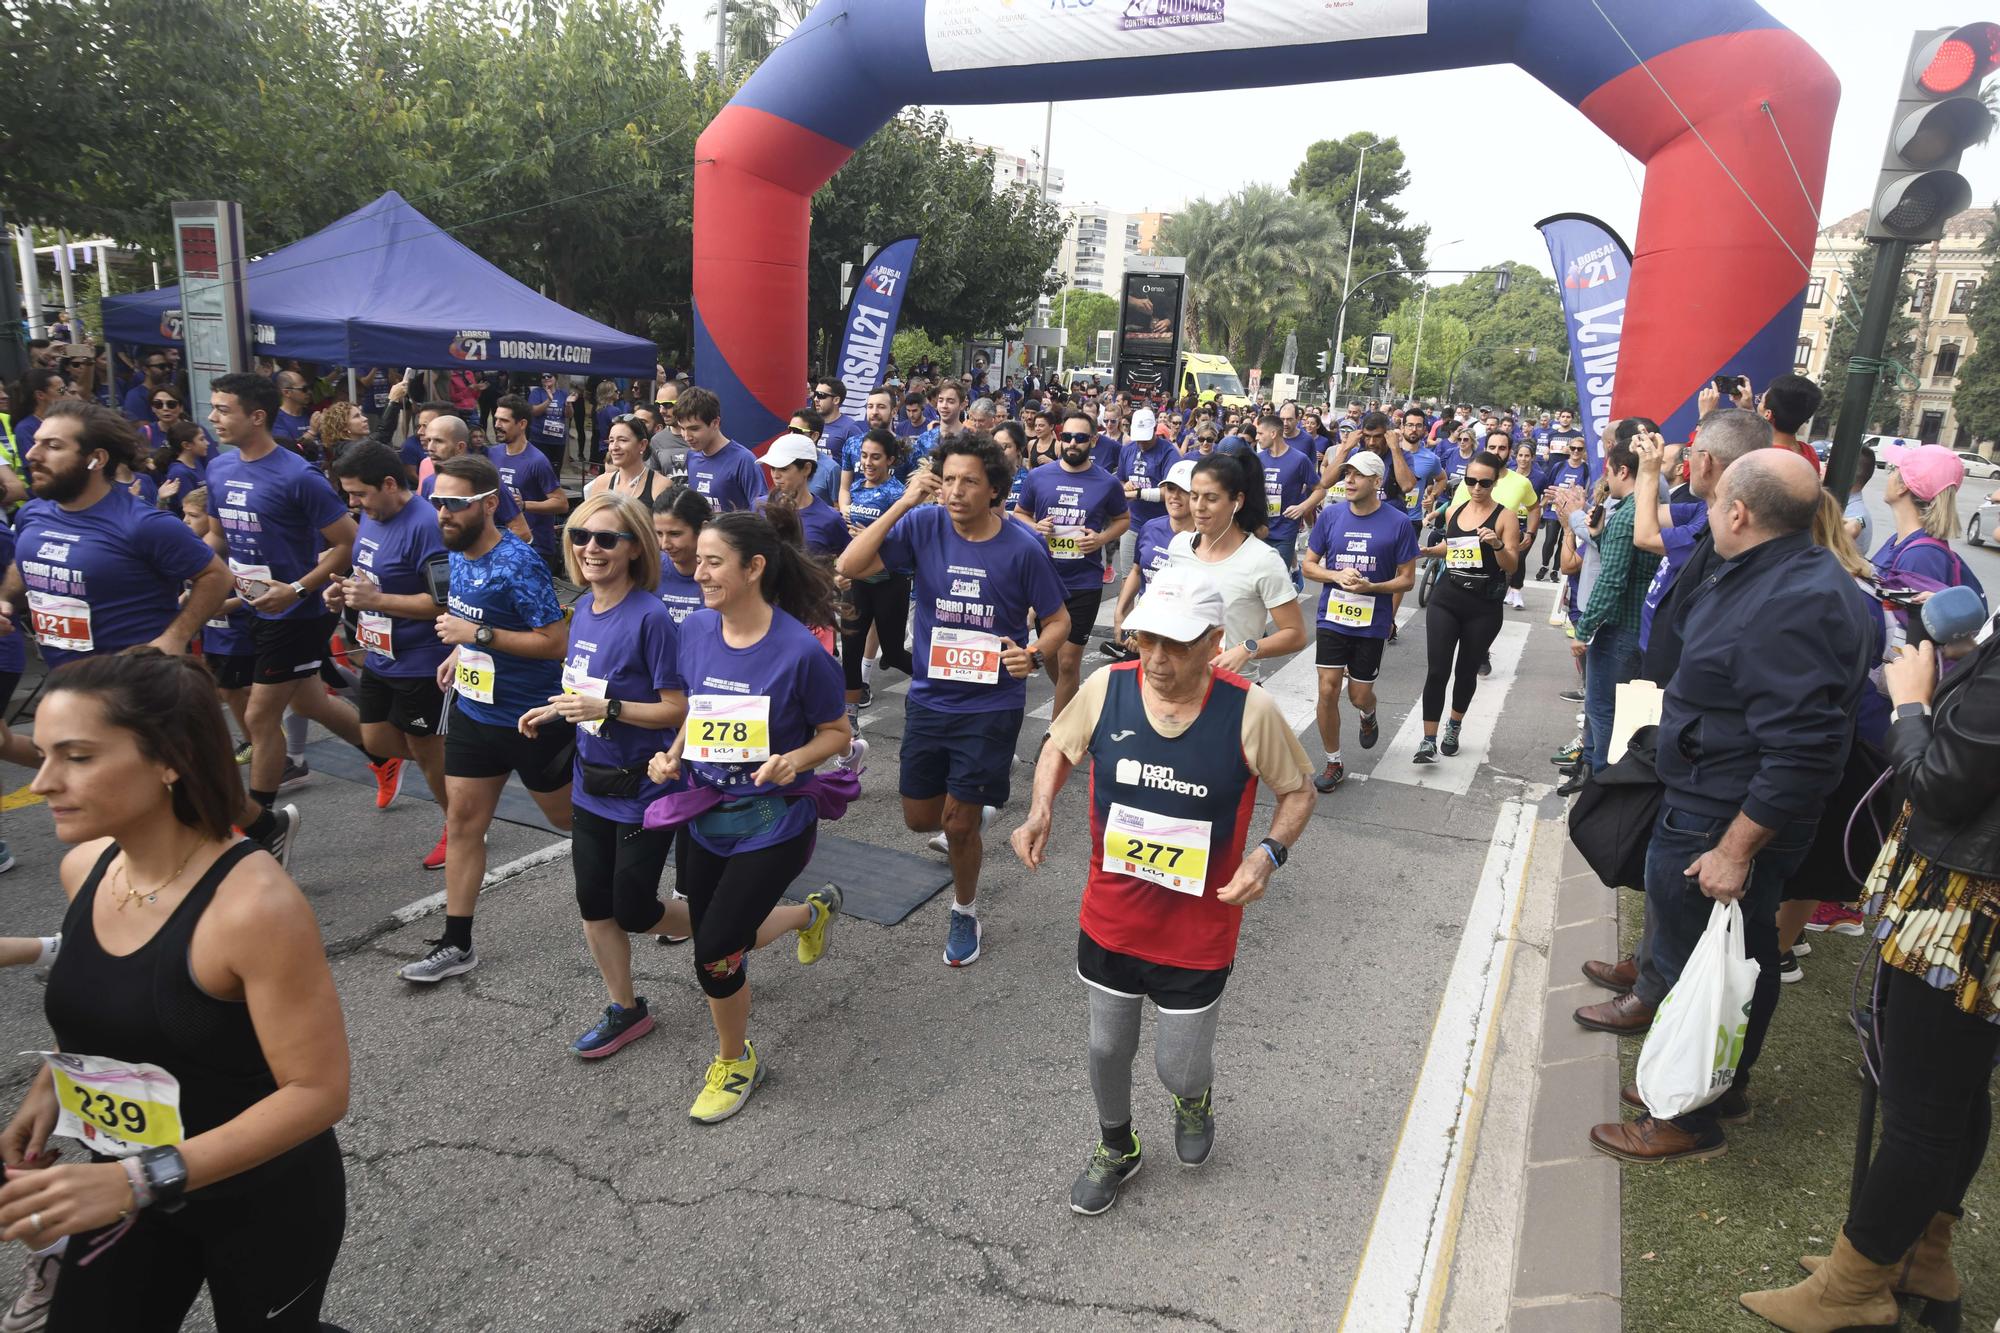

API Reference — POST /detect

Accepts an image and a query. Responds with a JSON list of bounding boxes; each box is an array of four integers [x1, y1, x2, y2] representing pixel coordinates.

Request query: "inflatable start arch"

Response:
[[693, 0, 1837, 444]]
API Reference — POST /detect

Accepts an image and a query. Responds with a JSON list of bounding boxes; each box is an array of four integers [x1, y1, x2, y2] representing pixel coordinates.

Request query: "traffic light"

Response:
[[1867, 24, 2000, 241], [1316, 349, 1329, 373]]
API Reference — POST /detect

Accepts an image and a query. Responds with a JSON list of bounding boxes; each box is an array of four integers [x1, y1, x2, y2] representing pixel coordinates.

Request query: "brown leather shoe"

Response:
[[1573, 991, 1655, 1034], [1619, 1083, 1753, 1124], [1581, 956, 1637, 993], [1589, 1115, 1727, 1164]]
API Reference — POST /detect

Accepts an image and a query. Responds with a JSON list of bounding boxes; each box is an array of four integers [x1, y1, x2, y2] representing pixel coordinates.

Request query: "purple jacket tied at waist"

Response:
[[642, 769, 861, 832]]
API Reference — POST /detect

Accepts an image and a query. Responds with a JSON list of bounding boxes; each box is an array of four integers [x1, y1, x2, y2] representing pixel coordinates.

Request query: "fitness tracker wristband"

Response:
[[1258, 837, 1288, 869], [474, 625, 496, 648], [289, 581, 311, 601], [138, 1145, 189, 1211], [604, 698, 623, 722]]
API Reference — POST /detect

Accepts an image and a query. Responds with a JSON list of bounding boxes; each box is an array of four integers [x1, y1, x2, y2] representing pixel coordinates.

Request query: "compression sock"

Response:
[[245, 794, 279, 842], [442, 914, 474, 952], [283, 712, 309, 762], [1100, 1121, 1137, 1154]]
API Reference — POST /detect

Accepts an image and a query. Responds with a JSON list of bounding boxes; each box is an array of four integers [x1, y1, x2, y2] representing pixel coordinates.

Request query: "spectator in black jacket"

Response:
[[1585, 450, 1874, 1164]]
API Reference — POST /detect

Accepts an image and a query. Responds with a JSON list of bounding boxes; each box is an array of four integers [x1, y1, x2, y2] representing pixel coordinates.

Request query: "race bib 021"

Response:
[[26, 591, 93, 653]]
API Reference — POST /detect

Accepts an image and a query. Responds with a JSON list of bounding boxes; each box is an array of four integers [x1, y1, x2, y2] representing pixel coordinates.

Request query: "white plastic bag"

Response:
[[1635, 899, 1761, 1119]]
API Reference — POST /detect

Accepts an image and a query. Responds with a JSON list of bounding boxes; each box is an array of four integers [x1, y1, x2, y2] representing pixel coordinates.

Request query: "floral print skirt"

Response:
[[1866, 807, 2000, 1024]]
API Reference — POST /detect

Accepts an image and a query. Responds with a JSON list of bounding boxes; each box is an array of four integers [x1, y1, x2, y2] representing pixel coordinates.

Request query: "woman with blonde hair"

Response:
[[1874, 443, 1984, 598], [310, 402, 370, 468], [517, 493, 690, 1059]]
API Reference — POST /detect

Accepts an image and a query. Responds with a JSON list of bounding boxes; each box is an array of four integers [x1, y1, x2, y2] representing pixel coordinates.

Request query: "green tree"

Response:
[[808, 111, 1065, 356], [1949, 208, 2000, 443], [1416, 263, 1574, 408], [703, 0, 811, 72], [1818, 252, 1919, 434], [1052, 290, 1118, 368], [1288, 132, 1430, 362], [1159, 185, 1343, 375]]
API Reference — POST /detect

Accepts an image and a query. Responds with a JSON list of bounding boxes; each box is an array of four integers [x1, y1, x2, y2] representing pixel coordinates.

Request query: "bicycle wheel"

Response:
[[1418, 556, 1441, 608]]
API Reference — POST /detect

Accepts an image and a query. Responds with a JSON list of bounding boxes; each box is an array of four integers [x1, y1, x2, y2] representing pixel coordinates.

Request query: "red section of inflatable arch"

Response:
[[1582, 30, 1838, 430]]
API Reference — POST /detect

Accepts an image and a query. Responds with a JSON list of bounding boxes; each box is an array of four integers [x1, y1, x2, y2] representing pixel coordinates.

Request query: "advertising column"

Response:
[[1115, 255, 1186, 403], [170, 201, 252, 427]]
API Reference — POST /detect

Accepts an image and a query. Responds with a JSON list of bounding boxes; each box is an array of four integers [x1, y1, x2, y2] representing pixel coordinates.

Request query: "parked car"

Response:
[[1970, 496, 2000, 546], [1953, 449, 2000, 480], [1809, 440, 1831, 462]]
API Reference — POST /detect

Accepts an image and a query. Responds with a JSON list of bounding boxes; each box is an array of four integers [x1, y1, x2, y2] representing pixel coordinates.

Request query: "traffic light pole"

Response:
[[1823, 237, 1911, 499]]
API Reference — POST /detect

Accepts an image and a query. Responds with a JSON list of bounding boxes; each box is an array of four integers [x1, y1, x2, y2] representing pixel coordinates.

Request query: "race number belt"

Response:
[[686, 694, 771, 763], [37, 1052, 184, 1158], [454, 647, 497, 704], [928, 627, 1002, 685], [1101, 802, 1212, 896], [26, 591, 93, 653], [1324, 590, 1374, 630]]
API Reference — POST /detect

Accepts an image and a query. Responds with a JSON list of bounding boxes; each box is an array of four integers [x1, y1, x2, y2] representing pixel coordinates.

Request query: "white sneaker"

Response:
[[927, 804, 995, 855], [1, 1250, 58, 1333], [833, 737, 869, 775]]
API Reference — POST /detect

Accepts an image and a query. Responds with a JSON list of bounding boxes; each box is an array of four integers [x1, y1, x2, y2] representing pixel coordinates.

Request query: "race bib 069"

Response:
[[928, 627, 1003, 685]]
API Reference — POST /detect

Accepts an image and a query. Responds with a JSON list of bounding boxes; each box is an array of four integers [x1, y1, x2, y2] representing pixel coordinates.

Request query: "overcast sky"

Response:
[[655, 0, 2000, 280]]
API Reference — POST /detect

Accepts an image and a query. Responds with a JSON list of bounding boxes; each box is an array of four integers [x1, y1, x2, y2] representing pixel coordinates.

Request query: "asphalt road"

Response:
[[0, 557, 1584, 1332]]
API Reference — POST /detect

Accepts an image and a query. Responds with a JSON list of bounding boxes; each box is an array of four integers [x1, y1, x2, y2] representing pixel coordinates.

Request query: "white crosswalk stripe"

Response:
[[1369, 622, 1531, 796]]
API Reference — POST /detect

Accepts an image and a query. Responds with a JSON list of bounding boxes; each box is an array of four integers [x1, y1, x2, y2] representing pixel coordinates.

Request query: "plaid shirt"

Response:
[[1576, 494, 1660, 642]]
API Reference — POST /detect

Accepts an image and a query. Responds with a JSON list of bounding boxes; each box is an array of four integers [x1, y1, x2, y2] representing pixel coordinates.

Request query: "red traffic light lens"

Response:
[[1920, 38, 1980, 93]]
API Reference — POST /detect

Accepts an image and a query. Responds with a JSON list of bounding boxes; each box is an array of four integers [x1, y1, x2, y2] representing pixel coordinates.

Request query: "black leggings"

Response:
[[572, 804, 681, 934], [51, 1134, 344, 1332], [1422, 580, 1504, 722], [1847, 966, 2000, 1263], [1535, 517, 1562, 572], [681, 824, 816, 999], [840, 574, 915, 692]]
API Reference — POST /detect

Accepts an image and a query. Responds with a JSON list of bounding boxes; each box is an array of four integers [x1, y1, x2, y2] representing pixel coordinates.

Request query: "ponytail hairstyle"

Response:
[[650, 483, 713, 532], [705, 511, 839, 629], [1192, 450, 1268, 537]]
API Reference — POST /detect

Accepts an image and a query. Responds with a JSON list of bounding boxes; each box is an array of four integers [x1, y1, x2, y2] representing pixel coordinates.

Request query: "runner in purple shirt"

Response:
[[489, 395, 569, 560], [839, 433, 1070, 969], [1017, 418, 1131, 719], [758, 434, 851, 559], [673, 387, 767, 513]]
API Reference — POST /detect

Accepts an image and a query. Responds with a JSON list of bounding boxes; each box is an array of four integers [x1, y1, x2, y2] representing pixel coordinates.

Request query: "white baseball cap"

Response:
[[1340, 450, 1386, 479], [763, 435, 820, 469], [1124, 565, 1226, 643], [1162, 459, 1198, 492], [1127, 407, 1157, 442]]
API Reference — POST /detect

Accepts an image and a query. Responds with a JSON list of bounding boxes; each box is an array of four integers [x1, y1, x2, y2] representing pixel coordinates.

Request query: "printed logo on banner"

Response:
[[1121, 0, 1226, 32], [159, 311, 184, 342], [925, 0, 1427, 72], [449, 330, 492, 361], [1563, 242, 1624, 291], [863, 264, 903, 298]]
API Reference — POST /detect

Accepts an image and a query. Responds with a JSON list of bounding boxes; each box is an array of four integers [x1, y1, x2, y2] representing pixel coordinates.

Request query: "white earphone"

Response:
[[86, 459, 100, 471]]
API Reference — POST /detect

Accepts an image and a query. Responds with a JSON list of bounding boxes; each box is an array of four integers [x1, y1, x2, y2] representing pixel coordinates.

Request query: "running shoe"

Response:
[[797, 885, 842, 966], [259, 804, 303, 872], [0, 844, 15, 876], [1069, 1137, 1142, 1215], [944, 909, 982, 967], [277, 758, 312, 792], [1313, 761, 1346, 793], [1805, 902, 1866, 936], [572, 999, 655, 1059], [399, 939, 477, 984], [1478, 657, 1492, 678], [1102, 564, 1116, 585], [1358, 712, 1379, 750], [689, 1040, 763, 1123], [927, 804, 994, 855], [1558, 688, 1585, 703], [1387, 624, 1398, 646], [1778, 950, 1803, 985], [1792, 939, 1812, 958], [1172, 1089, 1215, 1167], [1414, 737, 1438, 765], [1, 1250, 57, 1333], [831, 737, 868, 776], [370, 757, 406, 811], [422, 828, 448, 870], [1440, 720, 1462, 756], [1551, 742, 1582, 766], [234, 740, 253, 766], [856, 684, 874, 710], [659, 890, 691, 946], [1098, 639, 1136, 661]]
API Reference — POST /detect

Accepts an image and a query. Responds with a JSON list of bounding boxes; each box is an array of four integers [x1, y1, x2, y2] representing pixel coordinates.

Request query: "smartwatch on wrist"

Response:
[[289, 581, 311, 601], [474, 625, 496, 648], [1242, 637, 1260, 658], [1893, 702, 1931, 722], [1258, 837, 1288, 869], [138, 1145, 189, 1211], [604, 697, 623, 722]]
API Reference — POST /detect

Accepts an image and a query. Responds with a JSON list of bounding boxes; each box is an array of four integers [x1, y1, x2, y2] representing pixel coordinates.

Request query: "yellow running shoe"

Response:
[[689, 1040, 763, 1123], [796, 884, 842, 966]]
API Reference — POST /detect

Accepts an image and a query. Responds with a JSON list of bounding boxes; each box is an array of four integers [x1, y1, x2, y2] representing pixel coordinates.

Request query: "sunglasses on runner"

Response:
[[430, 490, 496, 513], [151, 398, 178, 409], [1057, 431, 1094, 444], [1464, 476, 1496, 489], [567, 527, 638, 550]]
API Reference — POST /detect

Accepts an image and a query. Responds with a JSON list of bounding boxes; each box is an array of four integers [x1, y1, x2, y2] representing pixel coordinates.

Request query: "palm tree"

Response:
[[703, 0, 814, 71], [1162, 186, 1344, 370]]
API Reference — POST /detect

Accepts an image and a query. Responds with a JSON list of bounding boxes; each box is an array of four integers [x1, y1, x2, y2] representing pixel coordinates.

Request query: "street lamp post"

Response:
[[1330, 137, 1379, 387], [1406, 238, 1463, 401], [1332, 265, 1504, 404]]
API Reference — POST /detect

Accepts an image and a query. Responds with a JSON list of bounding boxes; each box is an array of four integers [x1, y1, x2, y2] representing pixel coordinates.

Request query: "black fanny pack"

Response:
[[580, 759, 647, 799], [1447, 568, 1505, 600]]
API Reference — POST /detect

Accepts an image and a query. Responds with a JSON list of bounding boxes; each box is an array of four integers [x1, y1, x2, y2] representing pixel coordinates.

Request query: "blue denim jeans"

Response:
[[1636, 804, 1816, 1133], [1581, 623, 1642, 773]]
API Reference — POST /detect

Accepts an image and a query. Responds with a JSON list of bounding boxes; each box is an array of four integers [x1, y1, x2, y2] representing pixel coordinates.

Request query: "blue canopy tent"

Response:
[[102, 191, 656, 378]]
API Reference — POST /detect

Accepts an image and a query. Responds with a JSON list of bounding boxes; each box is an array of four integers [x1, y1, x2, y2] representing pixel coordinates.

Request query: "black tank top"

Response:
[[1446, 501, 1505, 588], [46, 841, 280, 1151]]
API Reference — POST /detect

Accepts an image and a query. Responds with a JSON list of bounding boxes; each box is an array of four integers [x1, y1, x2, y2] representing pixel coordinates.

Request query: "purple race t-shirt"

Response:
[[1306, 501, 1420, 640], [13, 488, 216, 667], [487, 443, 563, 554], [568, 588, 685, 824], [1258, 445, 1320, 545], [878, 505, 1066, 714], [1119, 439, 1181, 528], [677, 606, 845, 854], [683, 440, 767, 513], [1134, 515, 1180, 589], [1017, 461, 1129, 594], [763, 495, 850, 558], [351, 495, 449, 678], [207, 445, 350, 621], [658, 563, 704, 625]]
